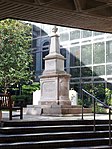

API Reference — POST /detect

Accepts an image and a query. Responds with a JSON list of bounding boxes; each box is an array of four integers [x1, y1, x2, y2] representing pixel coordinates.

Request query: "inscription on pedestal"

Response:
[[41, 80, 57, 100]]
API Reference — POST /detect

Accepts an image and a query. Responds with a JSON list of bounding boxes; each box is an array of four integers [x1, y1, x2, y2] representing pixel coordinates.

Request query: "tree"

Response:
[[0, 19, 33, 93]]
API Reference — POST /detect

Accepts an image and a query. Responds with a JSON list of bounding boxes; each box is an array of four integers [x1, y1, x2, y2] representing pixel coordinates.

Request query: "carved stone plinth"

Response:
[[42, 104, 92, 115], [26, 104, 92, 116], [39, 73, 71, 107]]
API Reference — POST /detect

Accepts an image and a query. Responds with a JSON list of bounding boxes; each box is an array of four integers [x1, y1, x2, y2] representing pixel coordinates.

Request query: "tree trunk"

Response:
[[4, 82, 8, 94]]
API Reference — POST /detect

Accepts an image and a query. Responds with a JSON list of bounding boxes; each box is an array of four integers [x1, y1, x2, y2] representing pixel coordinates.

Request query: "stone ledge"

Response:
[[26, 105, 42, 115], [25, 105, 92, 116], [42, 106, 92, 115]]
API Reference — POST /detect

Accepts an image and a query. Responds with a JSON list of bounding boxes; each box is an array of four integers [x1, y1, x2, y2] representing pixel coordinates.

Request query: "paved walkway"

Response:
[[1, 110, 111, 121]]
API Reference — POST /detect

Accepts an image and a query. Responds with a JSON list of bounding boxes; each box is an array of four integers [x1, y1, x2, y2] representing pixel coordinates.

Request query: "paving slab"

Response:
[[0, 111, 111, 122]]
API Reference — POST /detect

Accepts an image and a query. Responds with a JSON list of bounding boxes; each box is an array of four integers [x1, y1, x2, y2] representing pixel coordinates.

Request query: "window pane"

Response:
[[70, 46, 80, 66], [70, 78, 80, 83], [81, 67, 92, 77], [58, 26, 68, 33], [70, 83, 80, 93], [107, 82, 112, 90], [81, 30, 92, 38], [93, 31, 104, 36], [43, 41, 49, 46], [93, 65, 105, 76], [32, 38, 42, 53], [40, 24, 52, 36], [33, 25, 41, 37], [42, 51, 49, 69], [32, 38, 37, 48], [106, 64, 112, 75], [42, 51, 49, 57], [93, 42, 105, 64], [70, 68, 80, 78], [81, 44, 92, 65], [82, 83, 92, 92], [106, 41, 112, 63], [94, 78, 104, 81], [70, 30, 80, 40], [41, 29, 48, 36], [60, 32, 69, 42], [60, 48, 66, 67], [93, 83, 105, 101], [82, 78, 92, 82], [81, 83, 93, 107]]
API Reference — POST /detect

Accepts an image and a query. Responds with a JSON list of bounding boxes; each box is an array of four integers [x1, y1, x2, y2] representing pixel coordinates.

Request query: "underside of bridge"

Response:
[[0, 0, 112, 33]]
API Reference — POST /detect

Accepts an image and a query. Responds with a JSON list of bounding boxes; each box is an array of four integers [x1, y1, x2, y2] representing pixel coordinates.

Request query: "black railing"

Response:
[[82, 89, 112, 146]]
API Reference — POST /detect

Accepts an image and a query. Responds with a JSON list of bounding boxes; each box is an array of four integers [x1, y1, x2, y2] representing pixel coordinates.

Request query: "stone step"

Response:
[[0, 119, 111, 148], [59, 145, 111, 149], [61, 107, 92, 114], [0, 138, 111, 149], [0, 124, 112, 134], [58, 105, 82, 108], [1, 119, 112, 127], [0, 131, 111, 143]]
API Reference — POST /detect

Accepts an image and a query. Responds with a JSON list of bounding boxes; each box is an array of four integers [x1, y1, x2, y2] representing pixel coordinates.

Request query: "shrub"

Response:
[[105, 88, 112, 106], [92, 103, 107, 114], [78, 98, 92, 108], [11, 82, 40, 107], [12, 94, 32, 107], [22, 82, 40, 95]]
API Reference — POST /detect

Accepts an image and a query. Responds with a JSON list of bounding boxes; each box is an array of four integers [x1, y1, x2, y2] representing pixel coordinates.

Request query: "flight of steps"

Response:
[[0, 120, 111, 149]]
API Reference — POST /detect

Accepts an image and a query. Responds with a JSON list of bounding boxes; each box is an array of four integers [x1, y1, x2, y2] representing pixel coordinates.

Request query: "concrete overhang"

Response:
[[0, 0, 112, 33]]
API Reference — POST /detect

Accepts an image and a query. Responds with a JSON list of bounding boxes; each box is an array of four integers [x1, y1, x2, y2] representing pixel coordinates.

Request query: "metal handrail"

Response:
[[82, 88, 112, 146]]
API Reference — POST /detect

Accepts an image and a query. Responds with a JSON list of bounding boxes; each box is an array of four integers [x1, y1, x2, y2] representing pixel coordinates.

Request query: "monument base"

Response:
[[26, 104, 92, 116], [42, 104, 92, 115], [38, 100, 71, 107], [26, 105, 42, 115], [39, 73, 71, 108]]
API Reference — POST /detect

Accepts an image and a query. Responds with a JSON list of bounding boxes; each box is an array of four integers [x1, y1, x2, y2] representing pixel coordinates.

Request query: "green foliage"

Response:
[[81, 84, 93, 107], [80, 83, 105, 108], [22, 82, 40, 95], [78, 98, 92, 108], [78, 98, 107, 113], [105, 88, 112, 106], [12, 94, 32, 106], [92, 103, 107, 114], [12, 83, 40, 106], [10, 82, 40, 106], [92, 84, 105, 101], [77, 98, 82, 105], [0, 19, 33, 93]]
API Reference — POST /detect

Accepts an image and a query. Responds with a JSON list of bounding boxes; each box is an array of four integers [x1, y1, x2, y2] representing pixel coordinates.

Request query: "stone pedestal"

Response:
[[39, 73, 71, 107], [38, 26, 72, 115]]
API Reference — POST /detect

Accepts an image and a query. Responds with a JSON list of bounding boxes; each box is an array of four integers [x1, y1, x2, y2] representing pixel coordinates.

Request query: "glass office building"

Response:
[[31, 23, 112, 100]]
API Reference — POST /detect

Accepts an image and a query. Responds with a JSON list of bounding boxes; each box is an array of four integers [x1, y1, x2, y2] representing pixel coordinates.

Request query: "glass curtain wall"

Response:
[[31, 23, 112, 102]]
